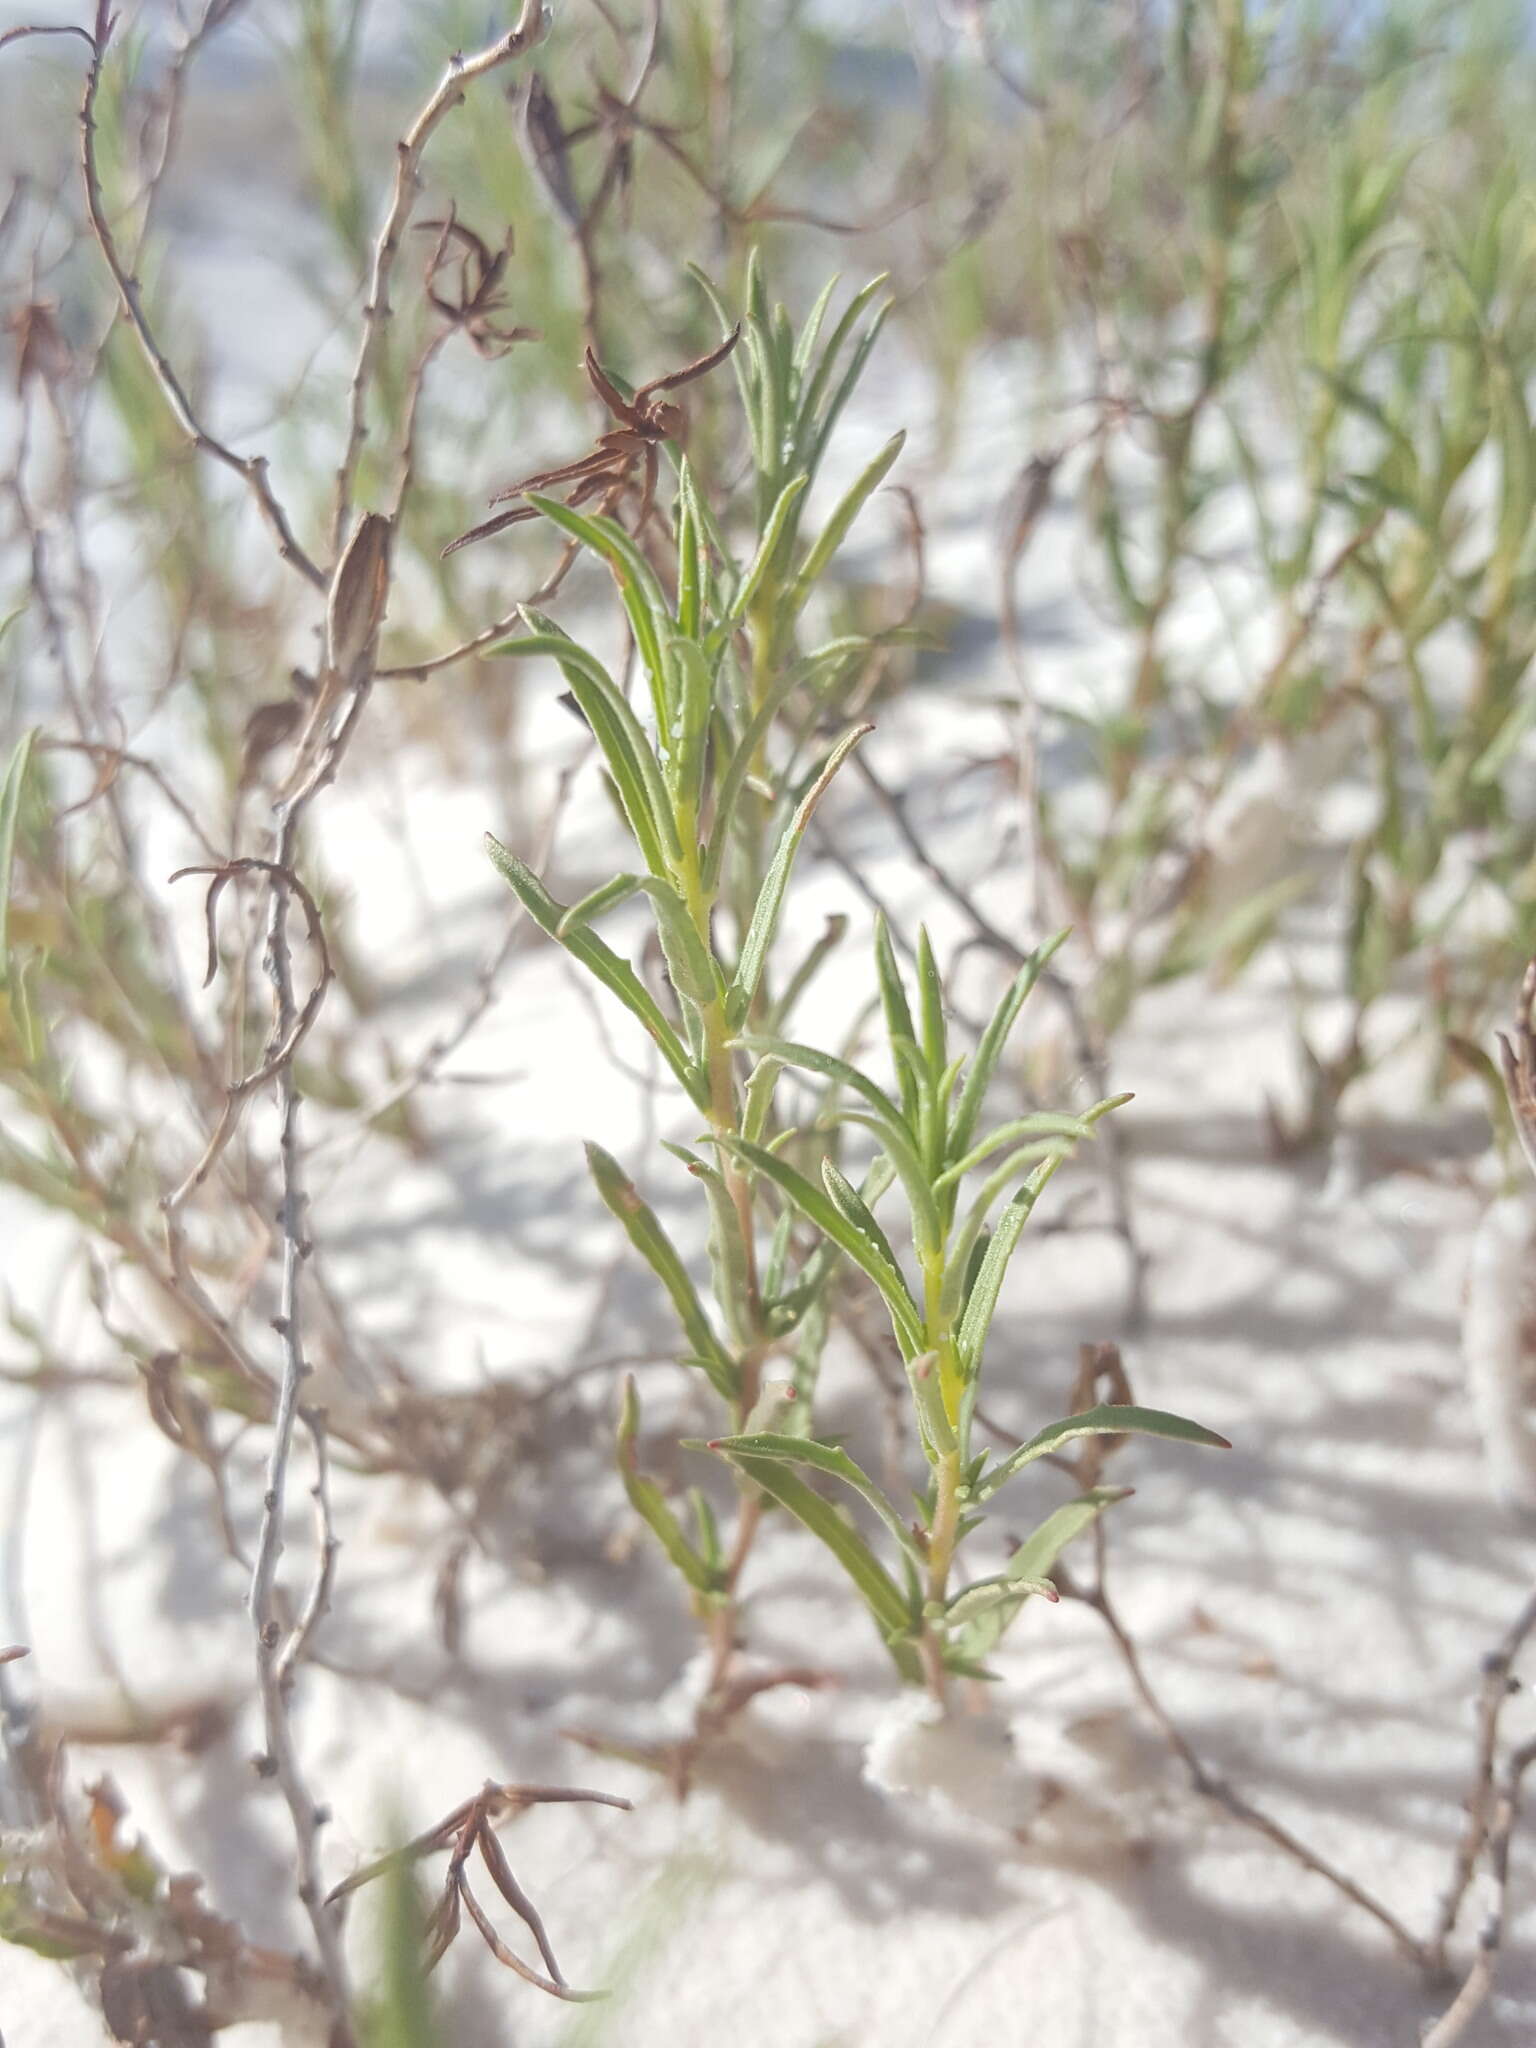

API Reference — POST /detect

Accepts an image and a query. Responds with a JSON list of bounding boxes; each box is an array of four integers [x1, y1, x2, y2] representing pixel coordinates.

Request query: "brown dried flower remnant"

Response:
[[444, 326, 740, 556], [326, 1779, 631, 2001]]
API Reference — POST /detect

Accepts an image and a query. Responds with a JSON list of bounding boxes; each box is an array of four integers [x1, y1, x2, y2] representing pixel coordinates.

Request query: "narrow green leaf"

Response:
[[586, 1143, 737, 1398], [726, 723, 871, 1021], [665, 635, 715, 817], [717, 1134, 924, 1354], [935, 1101, 1126, 1193], [662, 1140, 755, 1349], [730, 474, 809, 624], [797, 274, 889, 449], [914, 926, 947, 1081], [675, 464, 703, 640], [806, 299, 893, 474], [977, 1405, 1231, 1502], [947, 931, 1070, 1162], [698, 1429, 923, 1565], [873, 914, 919, 1116], [821, 1158, 906, 1280], [950, 1488, 1130, 1663], [792, 431, 905, 604], [523, 496, 673, 719], [486, 837, 706, 1107], [0, 729, 36, 982], [907, 1350, 957, 1458], [617, 1376, 719, 1595], [732, 1032, 906, 1131], [556, 873, 643, 936], [953, 1156, 1065, 1377], [840, 1109, 944, 1260], [792, 272, 841, 376], [714, 1450, 918, 1673], [490, 621, 676, 872], [635, 878, 722, 1007]]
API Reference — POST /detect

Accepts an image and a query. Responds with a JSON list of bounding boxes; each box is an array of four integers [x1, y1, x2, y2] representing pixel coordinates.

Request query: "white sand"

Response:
[[0, 192, 1532, 2048]]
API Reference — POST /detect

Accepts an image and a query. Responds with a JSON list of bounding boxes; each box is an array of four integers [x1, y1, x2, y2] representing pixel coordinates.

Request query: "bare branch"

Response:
[[74, 7, 322, 587], [330, 0, 550, 557]]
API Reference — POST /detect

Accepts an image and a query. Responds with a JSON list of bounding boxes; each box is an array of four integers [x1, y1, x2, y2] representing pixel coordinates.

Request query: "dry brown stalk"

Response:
[[444, 325, 740, 556], [1424, 1734, 1536, 2046], [329, 0, 549, 558], [327, 1780, 632, 2000], [75, 4, 324, 588]]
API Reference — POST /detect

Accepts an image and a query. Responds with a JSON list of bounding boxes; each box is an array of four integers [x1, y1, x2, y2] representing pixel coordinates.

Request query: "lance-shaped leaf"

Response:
[[585, 1143, 736, 1398], [733, 1032, 906, 1132], [555, 874, 643, 936], [796, 276, 890, 461], [872, 915, 919, 1117], [977, 1405, 1231, 1503], [950, 1487, 1131, 1664], [634, 878, 723, 1007], [696, 1429, 924, 1566], [702, 637, 874, 890], [790, 431, 905, 605], [934, 1099, 1128, 1194], [946, 930, 1071, 1164], [841, 1108, 944, 1261], [486, 837, 707, 1108], [524, 496, 674, 723], [906, 1349, 957, 1458], [717, 1134, 924, 1354], [663, 635, 714, 817], [953, 1155, 1067, 1378], [792, 271, 841, 377], [662, 1140, 756, 1350], [726, 723, 871, 1023], [492, 614, 678, 873], [0, 728, 36, 982], [728, 473, 809, 625], [711, 1447, 920, 1679], [821, 1158, 905, 1281], [617, 1376, 719, 1596]]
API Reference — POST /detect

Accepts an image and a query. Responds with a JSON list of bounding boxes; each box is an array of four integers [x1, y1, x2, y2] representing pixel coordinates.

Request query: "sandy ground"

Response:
[[1, 65, 1534, 2039], [4, 594, 1536, 2046]]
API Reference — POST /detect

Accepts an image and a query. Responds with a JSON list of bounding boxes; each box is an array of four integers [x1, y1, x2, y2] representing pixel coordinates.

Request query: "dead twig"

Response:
[[163, 860, 334, 1206], [1496, 956, 1536, 1183], [1424, 1736, 1536, 2047], [76, 5, 323, 587], [327, 1780, 630, 2000], [1056, 1534, 1431, 1970], [246, 829, 353, 2038], [1430, 1583, 1536, 1969], [330, 0, 549, 557]]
